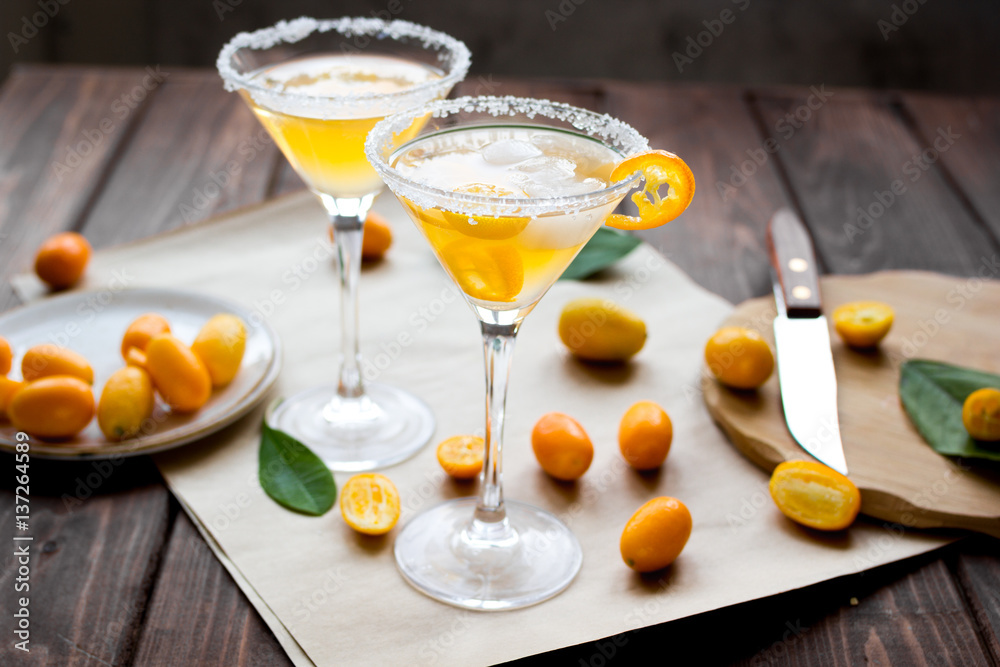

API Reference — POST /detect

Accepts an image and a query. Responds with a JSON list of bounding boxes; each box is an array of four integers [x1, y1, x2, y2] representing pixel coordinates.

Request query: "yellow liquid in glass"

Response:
[[392, 127, 622, 310], [244, 54, 442, 198]]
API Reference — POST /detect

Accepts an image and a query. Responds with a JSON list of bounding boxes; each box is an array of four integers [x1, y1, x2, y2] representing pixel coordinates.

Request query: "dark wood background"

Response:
[[0, 66, 998, 665], [3, 0, 1000, 94]]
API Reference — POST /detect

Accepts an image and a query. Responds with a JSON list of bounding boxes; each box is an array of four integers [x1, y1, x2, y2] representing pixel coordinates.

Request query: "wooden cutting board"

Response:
[[702, 270, 1000, 538]]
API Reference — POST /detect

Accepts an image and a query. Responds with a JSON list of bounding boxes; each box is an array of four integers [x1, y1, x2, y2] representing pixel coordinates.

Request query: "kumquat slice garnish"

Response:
[[606, 150, 695, 231]]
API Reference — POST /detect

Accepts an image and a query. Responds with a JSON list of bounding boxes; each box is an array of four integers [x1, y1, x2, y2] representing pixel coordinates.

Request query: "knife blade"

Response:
[[766, 208, 849, 475]]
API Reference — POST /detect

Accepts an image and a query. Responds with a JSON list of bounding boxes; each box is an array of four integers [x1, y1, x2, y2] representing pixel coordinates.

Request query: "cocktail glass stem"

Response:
[[333, 213, 364, 399], [470, 322, 519, 536], [320, 194, 385, 424]]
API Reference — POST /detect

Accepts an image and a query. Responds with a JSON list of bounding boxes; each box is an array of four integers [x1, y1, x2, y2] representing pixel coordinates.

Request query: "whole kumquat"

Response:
[[962, 388, 1000, 442], [704, 326, 774, 390], [620, 496, 692, 572], [8, 376, 94, 439], [328, 211, 394, 261], [0, 377, 24, 418], [191, 313, 247, 387], [21, 344, 94, 384], [97, 366, 155, 441], [531, 412, 594, 481], [144, 334, 212, 413], [618, 401, 673, 470], [34, 232, 92, 289], [558, 298, 647, 363], [121, 313, 171, 359], [0, 336, 12, 376]]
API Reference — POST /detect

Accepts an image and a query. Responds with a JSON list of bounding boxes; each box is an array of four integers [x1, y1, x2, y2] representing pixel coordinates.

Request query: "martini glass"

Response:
[[366, 96, 651, 609], [217, 18, 470, 470]]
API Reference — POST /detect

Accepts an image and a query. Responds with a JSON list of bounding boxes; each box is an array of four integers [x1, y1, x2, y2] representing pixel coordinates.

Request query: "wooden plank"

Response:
[[67, 68, 298, 665], [132, 509, 293, 666], [511, 548, 989, 666], [0, 456, 169, 666], [899, 93, 1000, 244], [742, 87, 998, 665], [0, 67, 176, 666], [898, 93, 1000, 666], [952, 537, 1000, 663], [752, 90, 1000, 277], [602, 81, 789, 304], [0, 66, 153, 306], [80, 71, 280, 244]]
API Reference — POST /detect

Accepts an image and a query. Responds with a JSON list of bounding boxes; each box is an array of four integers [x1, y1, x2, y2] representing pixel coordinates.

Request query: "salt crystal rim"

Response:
[[365, 95, 651, 218], [216, 17, 471, 118]]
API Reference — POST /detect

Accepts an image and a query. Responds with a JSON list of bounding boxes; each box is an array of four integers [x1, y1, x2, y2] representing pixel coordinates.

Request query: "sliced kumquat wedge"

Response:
[[606, 150, 695, 231], [438, 239, 524, 303], [340, 473, 401, 536], [436, 434, 485, 480], [441, 183, 530, 240], [832, 301, 894, 348]]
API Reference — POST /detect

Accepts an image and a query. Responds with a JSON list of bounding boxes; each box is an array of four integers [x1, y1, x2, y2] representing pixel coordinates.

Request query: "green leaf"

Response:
[[259, 420, 337, 515], [559, 227, 642, 281], [899, 359, 1000, 461]]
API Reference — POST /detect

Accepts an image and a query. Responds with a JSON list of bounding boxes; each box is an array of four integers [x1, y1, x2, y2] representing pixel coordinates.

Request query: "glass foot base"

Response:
[[394, 498, 583, 611], [266, 383, 434, 472]]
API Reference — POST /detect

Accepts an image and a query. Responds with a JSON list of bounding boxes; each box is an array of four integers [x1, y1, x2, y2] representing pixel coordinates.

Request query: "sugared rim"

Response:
[[216, 17, 471, 118], [365, 95, 650, 218]]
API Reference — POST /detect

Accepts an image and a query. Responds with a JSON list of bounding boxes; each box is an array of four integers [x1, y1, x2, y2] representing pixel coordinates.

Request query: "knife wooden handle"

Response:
[[767, 208, 823, 318]]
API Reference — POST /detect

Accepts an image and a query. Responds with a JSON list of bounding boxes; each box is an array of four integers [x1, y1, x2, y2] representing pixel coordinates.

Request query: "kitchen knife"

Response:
[[766, 208, 849, 475]]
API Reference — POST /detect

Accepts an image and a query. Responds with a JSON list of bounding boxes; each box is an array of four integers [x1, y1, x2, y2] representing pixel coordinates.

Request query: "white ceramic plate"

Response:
[[0, 288, 281, 459]]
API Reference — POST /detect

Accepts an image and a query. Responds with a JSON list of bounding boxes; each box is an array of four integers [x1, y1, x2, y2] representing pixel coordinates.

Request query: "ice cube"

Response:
[[515, 156, 577, 177], [482, 139, 543, 165]]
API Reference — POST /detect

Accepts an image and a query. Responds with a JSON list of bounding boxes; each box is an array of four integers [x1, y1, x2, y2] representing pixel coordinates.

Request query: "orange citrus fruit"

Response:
[[558, 298, 647, 363], [962, 388, 1000, 441], [340, 473, 401, 535], [361, 212, 393, 261], [438, 239, 524, 303], [97, 366, 155, 441], [328, 212, 394, 261], [8, 376, 95, 439], [34, 231, 92, 289], [124, 347, 148, 368], [0, 336, 12, 376], [619, 401, 673, 470], [704, 326, 774, 390], [441, 184, 530, 241], [768, 460, 861, 531], [606, 150, 695, 230], [832, 301, 894, 348], [191, 313, 247, 387], [620, 496, 692, 572], [531, 412, 594, 481], [0, 376, 24, 418], [144, 334, 212, 413], [436, 434, 485, 480], [121, 313, 171, 359], [21, 344, 94, 384]]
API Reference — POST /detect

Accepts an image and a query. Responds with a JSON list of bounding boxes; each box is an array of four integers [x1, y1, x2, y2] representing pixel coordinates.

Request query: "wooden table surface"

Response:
[[0, 65, 998, 666]]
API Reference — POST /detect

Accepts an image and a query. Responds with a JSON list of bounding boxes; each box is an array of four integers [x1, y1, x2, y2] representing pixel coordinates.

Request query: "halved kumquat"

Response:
[[769, 460, 861, 531], [340, 473, 401, 536], [832, 301, 894, 348], [606, 150, 695, 231], [436, 434, 485, 480]]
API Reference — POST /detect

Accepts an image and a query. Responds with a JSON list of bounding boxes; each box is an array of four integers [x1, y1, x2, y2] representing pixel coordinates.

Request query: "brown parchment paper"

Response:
[[14, 192, 951, 666]]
